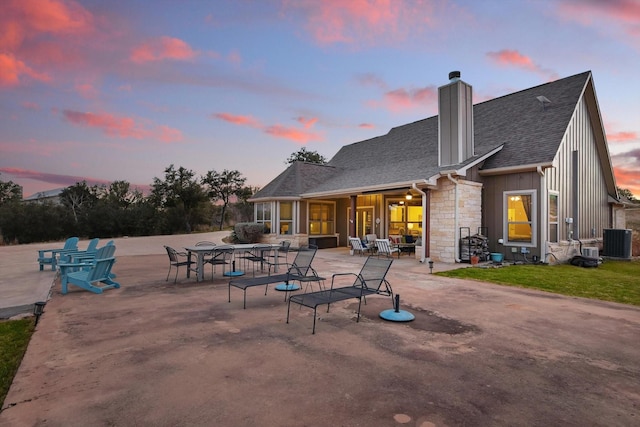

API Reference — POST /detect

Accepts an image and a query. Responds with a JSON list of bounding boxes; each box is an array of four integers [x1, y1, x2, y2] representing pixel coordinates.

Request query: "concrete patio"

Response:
[[1, 233, 639, 426]]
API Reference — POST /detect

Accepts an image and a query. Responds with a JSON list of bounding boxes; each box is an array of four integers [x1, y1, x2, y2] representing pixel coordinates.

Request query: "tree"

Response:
[[617, 187, 639, 203], [285, 147, 327, 165], [0, 173, 22, 205], [202, 169, 246, 230], [60, 181, 100, 224], [234, 185, 259, 223], [106, 180, 144, 209], [150, 165, 208, 233]]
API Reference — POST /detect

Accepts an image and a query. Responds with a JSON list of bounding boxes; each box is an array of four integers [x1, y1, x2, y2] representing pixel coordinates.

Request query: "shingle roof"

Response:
[[254, 71, 591, 199], [250, 161, 338, 200]]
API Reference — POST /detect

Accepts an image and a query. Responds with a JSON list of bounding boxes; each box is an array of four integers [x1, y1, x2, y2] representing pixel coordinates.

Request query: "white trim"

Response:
[[503, 190, 537, 247]]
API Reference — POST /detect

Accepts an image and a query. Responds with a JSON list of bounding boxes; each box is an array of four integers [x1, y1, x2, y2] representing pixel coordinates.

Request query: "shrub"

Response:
[[233, 222, 264, 243]]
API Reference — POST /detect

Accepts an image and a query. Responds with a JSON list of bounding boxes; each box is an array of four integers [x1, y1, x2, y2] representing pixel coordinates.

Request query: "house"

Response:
[[250, 71, 623, 264], [23, 188, 65, 204]]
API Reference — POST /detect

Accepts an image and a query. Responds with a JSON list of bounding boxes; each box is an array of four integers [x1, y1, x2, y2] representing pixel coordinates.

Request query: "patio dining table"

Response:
[[184, 243, 281, 282]]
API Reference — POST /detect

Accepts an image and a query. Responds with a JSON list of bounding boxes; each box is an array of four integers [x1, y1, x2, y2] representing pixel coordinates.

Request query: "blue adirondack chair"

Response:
[[62, 244, 120, 294], [58, 238, 100, 264], [58, 240, 114, 281], [37, 237, 79, 271]]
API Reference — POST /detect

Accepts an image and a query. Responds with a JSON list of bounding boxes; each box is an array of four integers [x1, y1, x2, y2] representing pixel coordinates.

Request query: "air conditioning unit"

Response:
[[581, 247, 599, 258], [603, 229, 632, 259]]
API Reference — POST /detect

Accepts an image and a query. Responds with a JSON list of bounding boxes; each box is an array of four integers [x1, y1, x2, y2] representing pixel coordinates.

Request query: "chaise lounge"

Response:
[[286, 256, 394, 334]]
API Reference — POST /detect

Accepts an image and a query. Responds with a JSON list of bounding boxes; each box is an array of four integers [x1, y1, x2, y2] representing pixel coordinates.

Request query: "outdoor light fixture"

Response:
[[405, 192, 413, 200], [428, 260, 434, 274], [33, 301, 46, 326]]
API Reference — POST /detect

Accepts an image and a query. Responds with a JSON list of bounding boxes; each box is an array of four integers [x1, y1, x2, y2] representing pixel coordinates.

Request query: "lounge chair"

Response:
[[228, 245, 324, 309], [287, 256, 394, 334], [375, 238, 400, 258], [349, 237, 370, 256], [62, 244, 120, 294], [37, 237, 79, 271]]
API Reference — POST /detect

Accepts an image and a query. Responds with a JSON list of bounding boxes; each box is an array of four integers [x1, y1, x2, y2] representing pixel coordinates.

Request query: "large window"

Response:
[[308, 202, 335, 235], [548, 192, 558, 243], [279, 202, 293, 235], [388, 199, 422, 236], [255, 202, 272, 234], [504, 190, 536, 245]]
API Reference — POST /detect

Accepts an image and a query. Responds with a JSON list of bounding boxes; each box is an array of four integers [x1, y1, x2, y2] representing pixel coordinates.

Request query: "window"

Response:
[[279, 202, 293, 235], [308, 202, 335, 235], [255, 202, 272, 234], [548, 192, 558, 243], [387, 199, 422, 236], [504, 190, 536, 245]]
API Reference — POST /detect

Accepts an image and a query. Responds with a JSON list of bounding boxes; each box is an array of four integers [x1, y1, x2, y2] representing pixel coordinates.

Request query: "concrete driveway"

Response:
[[1, 234, 639, 426]]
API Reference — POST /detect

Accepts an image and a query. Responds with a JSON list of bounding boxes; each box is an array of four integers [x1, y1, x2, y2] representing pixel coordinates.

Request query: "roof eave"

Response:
[[479, 162, 554, 176]]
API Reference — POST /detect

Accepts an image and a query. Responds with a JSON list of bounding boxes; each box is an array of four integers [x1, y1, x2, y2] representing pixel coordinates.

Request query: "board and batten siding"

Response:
[[547, 95, 610, 241], [482, 171, 541, 257]]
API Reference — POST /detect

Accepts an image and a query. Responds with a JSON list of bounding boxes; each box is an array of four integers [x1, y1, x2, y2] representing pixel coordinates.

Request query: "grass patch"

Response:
[[0, 318, 34, 408], [437, 259, 640, 306]]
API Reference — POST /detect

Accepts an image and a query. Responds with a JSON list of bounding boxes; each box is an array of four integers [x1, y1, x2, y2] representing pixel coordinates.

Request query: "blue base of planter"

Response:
[[274, 283, 300, 291], [223, 271, 245, 277], [379, 309, 415, 322]]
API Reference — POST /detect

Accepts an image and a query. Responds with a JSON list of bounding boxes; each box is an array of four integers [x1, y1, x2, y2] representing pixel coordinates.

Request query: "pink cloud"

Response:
[[0, 167, 110, 187], [0, 0, 93, 86], [62, 109, 182, 142], [130, 36, 197, 63], [356, 73, 388, 90], [381, 85, 438, 111], [0, 167, 151, 194], [608, 131, 638, 143], [295, 116, 318, 129], [21, 101, 41, 110], [611, 148, 640, 197], [63, 110, 144, 138], [487, 49, 536, 70], [227, 50, 242, 65], [556, 0, 640, 25], [214, 112, 262, 128], [75, 82, 99, 99], [486, 49, 558, 81], [264, 125, 321, 144], [0, 53, 51, 86], [358, 123, 374, 129], [215, 111, 322, 143], [15, 0, 93, 34], [282, 0, 432, 46], [156, 125, 184, 143]]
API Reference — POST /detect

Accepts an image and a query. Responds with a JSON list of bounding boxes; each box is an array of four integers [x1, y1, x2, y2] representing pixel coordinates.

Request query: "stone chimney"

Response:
[[438, 71, 474, 166]]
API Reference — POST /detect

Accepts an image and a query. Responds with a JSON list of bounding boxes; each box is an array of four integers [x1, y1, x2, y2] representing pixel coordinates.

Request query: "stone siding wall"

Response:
[[429, 178, 483, 263]]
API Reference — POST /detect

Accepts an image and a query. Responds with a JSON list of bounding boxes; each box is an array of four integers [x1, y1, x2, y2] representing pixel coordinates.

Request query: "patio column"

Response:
[[350, 195, 357, 238]]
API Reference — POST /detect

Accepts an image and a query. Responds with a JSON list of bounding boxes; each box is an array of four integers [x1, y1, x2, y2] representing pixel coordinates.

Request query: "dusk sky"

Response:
[[1, 0, 639, 199]]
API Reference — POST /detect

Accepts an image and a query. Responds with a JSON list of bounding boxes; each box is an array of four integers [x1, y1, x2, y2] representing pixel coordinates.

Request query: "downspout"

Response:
[[412, 183, 428, 263], [447, 174, 461, 262], [537, 166, 547, 263]]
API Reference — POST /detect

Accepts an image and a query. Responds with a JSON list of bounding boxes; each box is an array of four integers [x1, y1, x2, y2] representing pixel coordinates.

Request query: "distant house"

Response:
[[251, 71, 623, 263], [23, 188, 65, 205]]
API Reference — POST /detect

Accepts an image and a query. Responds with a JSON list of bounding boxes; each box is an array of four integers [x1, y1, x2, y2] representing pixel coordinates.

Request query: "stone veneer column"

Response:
[[428, 178, 483, 263]]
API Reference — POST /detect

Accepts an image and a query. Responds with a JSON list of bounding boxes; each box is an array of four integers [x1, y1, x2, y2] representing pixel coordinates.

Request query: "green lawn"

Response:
[[437, 259, 640, 306], [0, 318, 34, 408]]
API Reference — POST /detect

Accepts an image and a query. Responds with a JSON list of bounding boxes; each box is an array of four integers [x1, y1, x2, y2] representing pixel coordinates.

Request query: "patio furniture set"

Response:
[[37, 237, 397, 334]]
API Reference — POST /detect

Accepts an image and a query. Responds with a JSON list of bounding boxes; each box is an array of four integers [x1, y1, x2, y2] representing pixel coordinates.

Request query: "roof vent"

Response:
[[449, 71, 461, 82], [536, 95, 551, 110]]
